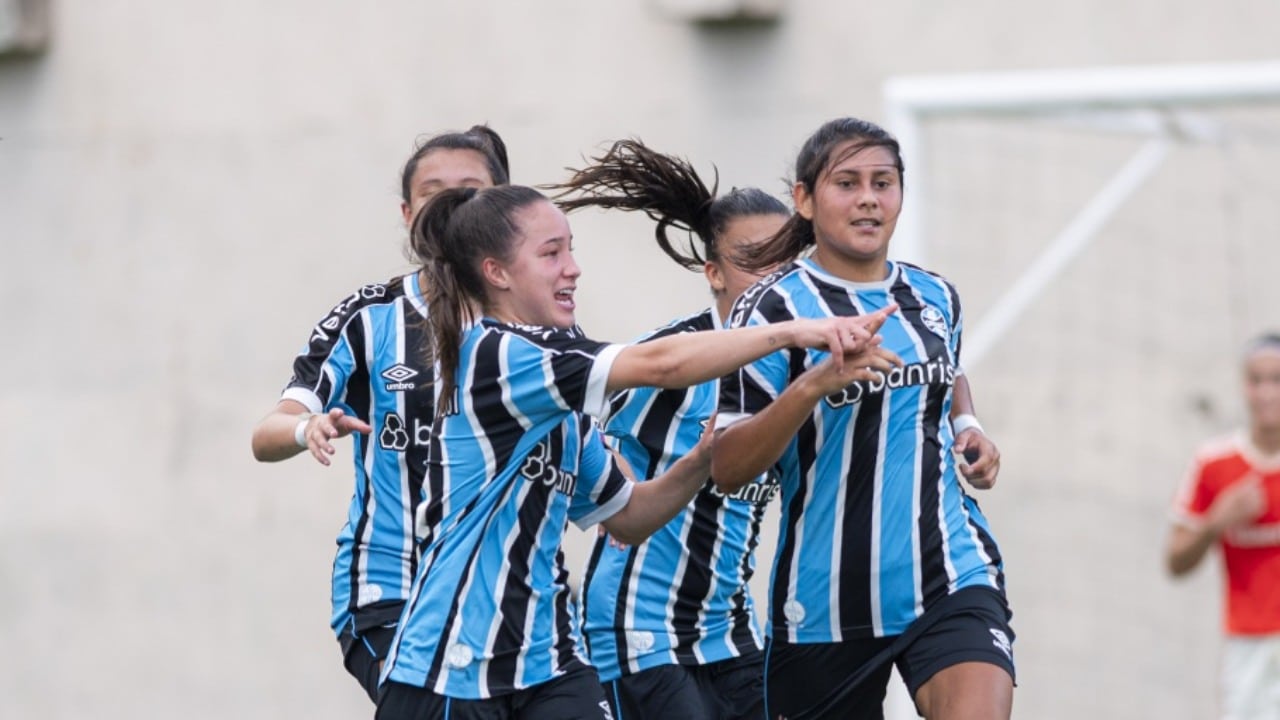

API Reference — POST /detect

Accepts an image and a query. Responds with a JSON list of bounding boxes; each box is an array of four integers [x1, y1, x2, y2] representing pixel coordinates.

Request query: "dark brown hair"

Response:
[[550, 139, 786, 270], [410, 184, 546, 416], [400, 125, 511, 203], [739, 117, 904, 271]]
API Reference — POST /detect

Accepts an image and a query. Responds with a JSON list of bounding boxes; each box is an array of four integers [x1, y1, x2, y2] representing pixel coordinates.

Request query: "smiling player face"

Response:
[[490, 200, 581, 329]]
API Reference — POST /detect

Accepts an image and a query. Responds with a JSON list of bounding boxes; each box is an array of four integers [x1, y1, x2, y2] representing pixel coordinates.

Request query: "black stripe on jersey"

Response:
[[287, 279, 405, 400], [489, 322, 609, 413], [772, 406, 820, 632], [551, 548, 579, 670], [580, 530, 610, 659], [343, 316, 374, 617], [610, 545, 644, 672], [968, 499, 1005, 590], [805, 276, 884, 634], [671, 483, 720, 662], [487, 430, 564, 692], [890, 277, 952, 609], [402, 315, 433, 512], [727, 499, 768, 653], [472, 332, 524, 477], [634, 390, 692, 479]]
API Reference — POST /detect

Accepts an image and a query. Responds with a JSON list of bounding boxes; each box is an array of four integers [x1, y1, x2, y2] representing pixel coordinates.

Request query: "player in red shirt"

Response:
[[1167, 333, 1280, 719]]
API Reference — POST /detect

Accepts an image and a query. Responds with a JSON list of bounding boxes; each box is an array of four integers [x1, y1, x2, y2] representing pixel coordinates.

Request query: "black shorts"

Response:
[[764, 586, 1015, 720], [338, 620, 399, 703], [376, 661, 612, 720], [603, 651, 764, 720]]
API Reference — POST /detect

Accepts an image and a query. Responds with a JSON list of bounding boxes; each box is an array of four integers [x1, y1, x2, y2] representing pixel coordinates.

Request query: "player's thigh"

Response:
[[606, 663, 705, 720], [517, 662, 613, 720], [897, 587, 1015, 720], [765, 637, 895, 720], [695, 651, 765, 720]]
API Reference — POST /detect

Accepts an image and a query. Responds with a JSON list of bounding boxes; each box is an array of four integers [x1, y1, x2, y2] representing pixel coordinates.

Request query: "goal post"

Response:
[[883, 60, 1280, 369]]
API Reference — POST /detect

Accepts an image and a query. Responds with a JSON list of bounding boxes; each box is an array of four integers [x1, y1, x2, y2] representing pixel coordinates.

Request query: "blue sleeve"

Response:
[[569, 421, 633, 529]]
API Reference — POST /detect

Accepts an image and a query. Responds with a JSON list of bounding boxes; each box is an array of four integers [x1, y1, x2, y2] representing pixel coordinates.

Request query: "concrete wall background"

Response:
[[3, 1, 1279, 718]]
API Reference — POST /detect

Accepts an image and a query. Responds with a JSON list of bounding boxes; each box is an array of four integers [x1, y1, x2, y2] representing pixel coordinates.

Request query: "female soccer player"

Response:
[[548, 139, 789, 720], [712, 117, 1015, 720], [375, 184, 899, 720], [249, 125, 509, 702]]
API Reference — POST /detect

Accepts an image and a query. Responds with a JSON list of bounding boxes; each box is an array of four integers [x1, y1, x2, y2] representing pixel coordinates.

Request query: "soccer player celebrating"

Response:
[[713, 117, 1015, 720], [250, 126, 509, 702], [1167, 333, 1280, 719], [549, 139, 790, 719], [375, 184, 899, 720]]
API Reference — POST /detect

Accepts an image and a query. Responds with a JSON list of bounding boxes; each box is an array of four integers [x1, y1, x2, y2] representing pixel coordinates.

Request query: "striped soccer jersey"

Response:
[[1172, 434, 1280, 636], [581, 308, 771, 682], [282, 272, 434, 635], [717, 258, 1004, 644], [383, 320, 634, 699]]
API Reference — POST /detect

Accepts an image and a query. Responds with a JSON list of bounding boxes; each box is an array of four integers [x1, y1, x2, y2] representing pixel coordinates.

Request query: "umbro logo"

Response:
[[990, 628, 1013, 661], [381, 364, 419, 391]]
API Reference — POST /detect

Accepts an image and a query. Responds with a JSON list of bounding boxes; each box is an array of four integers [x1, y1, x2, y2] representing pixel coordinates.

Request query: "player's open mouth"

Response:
[[555, 288, 575, 309], [851, 219, 880, 227]]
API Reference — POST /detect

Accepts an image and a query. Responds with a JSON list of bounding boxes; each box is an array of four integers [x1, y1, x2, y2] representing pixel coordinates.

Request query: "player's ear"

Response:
[[482, 257, 511, 290], [793, 182, 814, 221], [704, 261, 726, 295]]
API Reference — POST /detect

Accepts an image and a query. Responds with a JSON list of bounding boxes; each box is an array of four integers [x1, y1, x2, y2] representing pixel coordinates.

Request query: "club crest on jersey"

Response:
[[520, 441, 577, 498], [381, 363, 419, 391], [920, 305, 948, 340]]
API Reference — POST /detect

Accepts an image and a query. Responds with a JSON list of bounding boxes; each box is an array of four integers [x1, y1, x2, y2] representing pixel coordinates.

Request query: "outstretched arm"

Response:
[[251, 400, 372, 466], [605, 307, 897, 395]]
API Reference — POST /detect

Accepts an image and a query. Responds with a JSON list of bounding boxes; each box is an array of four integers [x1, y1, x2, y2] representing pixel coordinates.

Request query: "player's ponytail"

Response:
[[552, 140, 787, 272], [411, 184, 547, 417], [551, 140, 720, 270], [737, 117, 905, 272]]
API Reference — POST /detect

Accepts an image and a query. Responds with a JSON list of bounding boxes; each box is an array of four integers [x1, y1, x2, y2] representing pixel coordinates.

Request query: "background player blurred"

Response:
[[1167, 333, 1280, 720]]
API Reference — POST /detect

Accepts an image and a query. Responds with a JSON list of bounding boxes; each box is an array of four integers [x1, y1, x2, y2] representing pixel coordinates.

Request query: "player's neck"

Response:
[[1251, 425, 1280, 456]]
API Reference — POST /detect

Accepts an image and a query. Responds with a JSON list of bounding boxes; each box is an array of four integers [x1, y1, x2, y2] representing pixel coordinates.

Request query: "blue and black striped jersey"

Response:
[[717, 258, 1004, 643], [281, 272, 433, 634], [383, 320, 633, 699], [581, 308, 770, 681]]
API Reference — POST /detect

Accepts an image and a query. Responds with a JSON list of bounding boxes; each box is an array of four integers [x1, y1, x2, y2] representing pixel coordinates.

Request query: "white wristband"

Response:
[[952, 413, 983, 436], [294, 414, 313, 448]]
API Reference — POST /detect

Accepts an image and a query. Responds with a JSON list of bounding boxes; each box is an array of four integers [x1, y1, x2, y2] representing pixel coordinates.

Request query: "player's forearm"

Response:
[[951, 373, 975, 418], [712, 374, 825, 492], [1165, 523, 1219, 577], [603, 448, 710, 545], [610, 323, 798, 393], [251, 410, 309, 462]]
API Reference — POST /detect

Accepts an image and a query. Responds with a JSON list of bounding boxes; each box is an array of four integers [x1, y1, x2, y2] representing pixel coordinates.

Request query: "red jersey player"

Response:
[[1167, 333, 1280, 719]]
